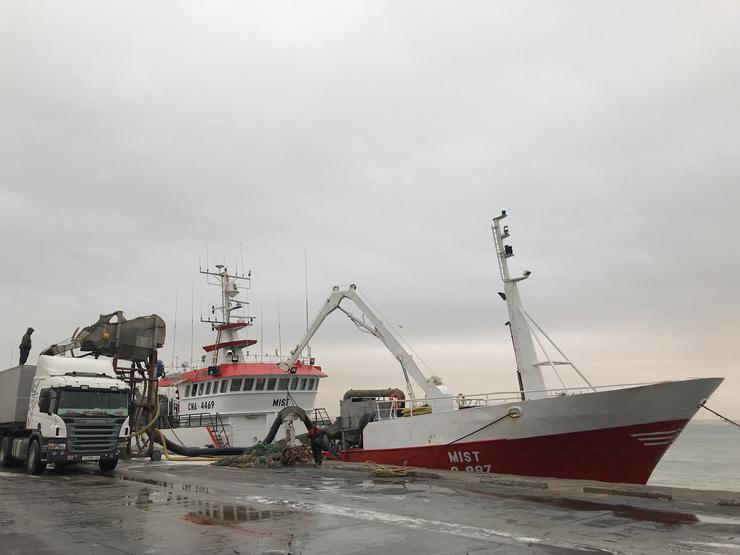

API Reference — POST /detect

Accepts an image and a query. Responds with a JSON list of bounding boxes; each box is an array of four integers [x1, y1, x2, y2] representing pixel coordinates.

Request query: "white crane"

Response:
[[278, 285, 455, 412]]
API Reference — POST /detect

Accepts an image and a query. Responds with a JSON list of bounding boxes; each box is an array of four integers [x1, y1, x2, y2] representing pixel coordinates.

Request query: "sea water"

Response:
[[649, 420, 740, 492]]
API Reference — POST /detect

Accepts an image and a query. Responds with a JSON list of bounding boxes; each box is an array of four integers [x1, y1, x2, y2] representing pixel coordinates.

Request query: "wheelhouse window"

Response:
[[255, 378, 265, 391], [230, 379, 242, 392], [198, 383, 204, 395], [266, 378, 276, 391], [289, 378, 298, 390], [206, 382, 212, 395], [243, 378, 254, 391], [299, 378, 307, 390], [278, 378, 288, 390], [185, 385, 191, 397], [220, 380, 228, 393]]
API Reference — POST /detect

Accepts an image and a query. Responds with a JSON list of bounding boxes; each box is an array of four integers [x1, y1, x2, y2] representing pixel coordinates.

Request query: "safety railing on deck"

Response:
[[373, 381, 663, 421]]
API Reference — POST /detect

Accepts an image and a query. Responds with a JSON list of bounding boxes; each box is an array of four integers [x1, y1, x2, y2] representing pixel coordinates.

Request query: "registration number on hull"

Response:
[[448, 450, 492, 472]]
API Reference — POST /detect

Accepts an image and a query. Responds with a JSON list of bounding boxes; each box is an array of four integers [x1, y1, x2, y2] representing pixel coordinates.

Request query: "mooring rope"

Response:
[[366, 461, 409, 477], [699, 403, 740, 430], [364, 411, 516, 474]]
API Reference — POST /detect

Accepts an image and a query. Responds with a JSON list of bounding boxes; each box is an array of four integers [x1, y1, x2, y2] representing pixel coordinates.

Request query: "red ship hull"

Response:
[[341, 418, 689, 484]]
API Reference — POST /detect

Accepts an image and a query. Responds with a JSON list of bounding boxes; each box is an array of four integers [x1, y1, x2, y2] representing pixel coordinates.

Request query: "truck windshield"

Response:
[[57, 390, 128, 417]]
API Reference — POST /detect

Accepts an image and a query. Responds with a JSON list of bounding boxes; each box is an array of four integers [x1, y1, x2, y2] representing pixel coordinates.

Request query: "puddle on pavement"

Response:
[[468, 487, 705, 526], [529, 496, 700, 525], [695, 514, 740, 526], [123, 488, 295, 526], [119, 474, 211, 495], [117, 474, 295, 527], [359, 478, 461, 497]]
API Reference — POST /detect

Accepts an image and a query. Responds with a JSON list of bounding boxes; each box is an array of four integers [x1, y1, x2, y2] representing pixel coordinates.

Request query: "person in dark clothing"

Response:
[[19, 327, 34, 365], [308, 425, 324, 466]]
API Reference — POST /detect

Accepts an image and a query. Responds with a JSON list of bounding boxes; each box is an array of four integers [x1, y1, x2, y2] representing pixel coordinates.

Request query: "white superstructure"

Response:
[[158, 265, 327, 448]]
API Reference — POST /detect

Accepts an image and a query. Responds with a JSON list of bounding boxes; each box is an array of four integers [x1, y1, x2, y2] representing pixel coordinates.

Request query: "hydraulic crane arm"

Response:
[[278, 285, 453, 408]]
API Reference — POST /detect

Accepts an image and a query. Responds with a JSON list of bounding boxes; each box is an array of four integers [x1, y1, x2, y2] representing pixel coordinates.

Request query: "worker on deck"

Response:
[[308, 425, 325, 466], [19, 327, 34, 365]]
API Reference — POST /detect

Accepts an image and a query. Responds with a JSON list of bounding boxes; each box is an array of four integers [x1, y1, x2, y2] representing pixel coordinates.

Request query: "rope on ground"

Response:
[[700, 403, 740, 429], [366, 461, 409, 477]]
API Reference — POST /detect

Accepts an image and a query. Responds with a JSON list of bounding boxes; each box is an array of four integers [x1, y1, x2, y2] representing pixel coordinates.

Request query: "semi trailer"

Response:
[[0, 355, 130, 474]]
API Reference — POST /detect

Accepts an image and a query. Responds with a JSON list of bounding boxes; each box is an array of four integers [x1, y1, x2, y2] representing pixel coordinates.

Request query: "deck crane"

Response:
[[278, 285, 455, 412]]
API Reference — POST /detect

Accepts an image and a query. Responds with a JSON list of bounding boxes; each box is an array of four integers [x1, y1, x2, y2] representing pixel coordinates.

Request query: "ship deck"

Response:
[[1, 460, 738, 554]]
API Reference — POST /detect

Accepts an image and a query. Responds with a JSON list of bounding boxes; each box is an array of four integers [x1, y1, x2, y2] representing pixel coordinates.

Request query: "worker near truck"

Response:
[[19, 327, 34, 365]]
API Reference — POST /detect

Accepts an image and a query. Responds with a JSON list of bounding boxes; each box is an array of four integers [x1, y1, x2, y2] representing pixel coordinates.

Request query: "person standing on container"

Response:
[[19, 327, 34, 365]]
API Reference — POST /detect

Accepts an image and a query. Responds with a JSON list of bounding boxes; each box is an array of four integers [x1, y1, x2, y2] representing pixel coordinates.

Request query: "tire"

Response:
[[26, 440, 46, 475], [0, 437, 13, 468], [99, 458, 118, 473]]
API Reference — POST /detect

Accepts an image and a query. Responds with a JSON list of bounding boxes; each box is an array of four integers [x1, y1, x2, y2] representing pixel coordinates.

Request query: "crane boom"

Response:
[[278, 285, 454, 412]]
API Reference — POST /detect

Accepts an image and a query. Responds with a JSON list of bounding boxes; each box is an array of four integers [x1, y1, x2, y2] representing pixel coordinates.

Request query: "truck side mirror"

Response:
[[38, 391, 51, 414]]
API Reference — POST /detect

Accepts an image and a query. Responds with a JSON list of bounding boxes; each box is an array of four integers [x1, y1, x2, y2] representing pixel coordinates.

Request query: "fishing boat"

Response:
[[158, 266, 328, 448], [280, 211, 722, 484]]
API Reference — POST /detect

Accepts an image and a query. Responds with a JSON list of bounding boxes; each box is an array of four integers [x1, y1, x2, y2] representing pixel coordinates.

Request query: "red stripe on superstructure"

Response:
[[340, 419, 689, 485], [175, 361, 327, 384], [206, 427, 220, 447], [215, 322, 249, 331], [202, 339, 257, 352]]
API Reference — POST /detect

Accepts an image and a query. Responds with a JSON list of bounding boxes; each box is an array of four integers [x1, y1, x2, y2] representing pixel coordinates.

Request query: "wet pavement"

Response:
[[0, 460, 739, 554]]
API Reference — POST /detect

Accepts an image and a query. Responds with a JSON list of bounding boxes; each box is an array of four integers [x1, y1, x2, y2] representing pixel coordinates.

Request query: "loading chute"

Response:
[[42, 311, 166, 363]]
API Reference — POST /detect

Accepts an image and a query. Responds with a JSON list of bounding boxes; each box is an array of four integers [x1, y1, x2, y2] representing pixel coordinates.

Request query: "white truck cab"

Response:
[[0, 355, 131, 474]]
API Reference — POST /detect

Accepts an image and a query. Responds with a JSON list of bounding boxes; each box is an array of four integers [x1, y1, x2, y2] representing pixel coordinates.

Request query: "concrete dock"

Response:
[[1, 461, 738, 554]]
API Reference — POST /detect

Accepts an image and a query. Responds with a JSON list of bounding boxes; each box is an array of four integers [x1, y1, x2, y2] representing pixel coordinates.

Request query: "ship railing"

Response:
[[468, 381, 662, 404], [372, 381, 663, 419], [238, 354, 316, 365], [176, 412, 217, 429]]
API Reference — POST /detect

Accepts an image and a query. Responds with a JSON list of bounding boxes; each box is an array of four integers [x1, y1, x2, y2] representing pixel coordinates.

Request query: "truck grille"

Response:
[[64, 418, 125, 453]]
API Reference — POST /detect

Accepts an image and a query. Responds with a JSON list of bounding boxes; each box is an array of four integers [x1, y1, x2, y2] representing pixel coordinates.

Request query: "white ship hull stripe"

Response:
[[630, 429, 680, 437]]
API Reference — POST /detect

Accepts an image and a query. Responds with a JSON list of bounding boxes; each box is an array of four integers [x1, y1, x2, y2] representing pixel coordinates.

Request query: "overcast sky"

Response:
[[2, 1, 739, 419]]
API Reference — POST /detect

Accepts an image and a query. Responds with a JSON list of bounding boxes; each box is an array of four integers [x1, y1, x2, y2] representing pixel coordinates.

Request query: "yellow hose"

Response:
[[126, 402, 161, 439], [121, 379, 219, 462], [154, 428, 220, 462]]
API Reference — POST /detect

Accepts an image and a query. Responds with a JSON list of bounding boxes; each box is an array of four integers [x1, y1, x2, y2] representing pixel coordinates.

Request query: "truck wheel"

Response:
[[0, 437, 13, 468], [99, 459, 118, 473], [26, 440, 47, 475]]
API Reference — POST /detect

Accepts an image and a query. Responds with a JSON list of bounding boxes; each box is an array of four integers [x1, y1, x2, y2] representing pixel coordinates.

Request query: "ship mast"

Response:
[[200, 265, 256, 367], [491, 211, 596, 399], [491, 211, 547, 400]]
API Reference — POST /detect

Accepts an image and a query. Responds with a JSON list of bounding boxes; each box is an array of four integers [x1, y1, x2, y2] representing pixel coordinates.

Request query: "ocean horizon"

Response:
[[649, 420, 740, 492]]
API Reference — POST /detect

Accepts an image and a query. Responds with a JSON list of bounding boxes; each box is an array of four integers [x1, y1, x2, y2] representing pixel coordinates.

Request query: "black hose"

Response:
[[153, 433, 246, 456], [263, 406, 314, 444], [152, 406, 317, 456], [357, 412, 376, 448]]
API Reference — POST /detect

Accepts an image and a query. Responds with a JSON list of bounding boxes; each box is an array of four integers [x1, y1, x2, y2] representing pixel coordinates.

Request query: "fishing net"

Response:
[[212, 442, 313, 469]]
